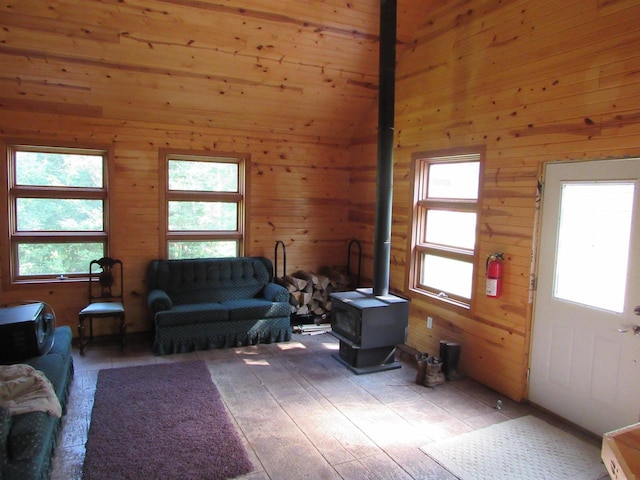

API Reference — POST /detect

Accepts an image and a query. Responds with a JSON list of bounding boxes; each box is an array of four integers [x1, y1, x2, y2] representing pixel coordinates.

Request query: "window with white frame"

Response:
[[163, 153, 245, 259], [410, 151, 482, 309], [5, 144, 108, 281]]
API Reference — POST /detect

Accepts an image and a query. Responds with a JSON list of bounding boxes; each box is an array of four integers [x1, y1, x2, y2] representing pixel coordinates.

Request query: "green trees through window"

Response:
[[9, 147, 107, 278], [16, 151, 102, 188], [165, 155, 245, 259], [6, 147, 248, 279]]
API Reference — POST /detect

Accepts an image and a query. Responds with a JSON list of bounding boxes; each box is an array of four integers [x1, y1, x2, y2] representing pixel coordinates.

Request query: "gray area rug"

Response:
[[421, 415, 606, 480], [82, 361, 253, 480]]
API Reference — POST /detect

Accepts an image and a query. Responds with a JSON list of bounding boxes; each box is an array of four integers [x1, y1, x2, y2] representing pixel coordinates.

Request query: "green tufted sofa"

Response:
[[0, 326, 74, 480], [147, 256, 292, 355]]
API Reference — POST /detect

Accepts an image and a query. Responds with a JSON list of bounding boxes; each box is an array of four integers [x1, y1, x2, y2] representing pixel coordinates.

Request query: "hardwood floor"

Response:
[[51, 333, 606, 479]]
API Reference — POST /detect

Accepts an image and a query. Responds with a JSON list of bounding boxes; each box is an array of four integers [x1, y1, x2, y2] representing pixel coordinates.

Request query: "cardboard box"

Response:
[[602, 422, 640, 480]]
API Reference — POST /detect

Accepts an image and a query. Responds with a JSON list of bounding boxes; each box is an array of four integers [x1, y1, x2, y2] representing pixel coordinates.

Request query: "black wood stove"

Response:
[[330, 0, 409, 374], [331, 288, 408, 374]]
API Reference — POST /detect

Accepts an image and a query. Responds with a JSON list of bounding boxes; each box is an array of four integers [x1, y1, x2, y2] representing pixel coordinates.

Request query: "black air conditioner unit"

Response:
[[0, 303, 55, 362]]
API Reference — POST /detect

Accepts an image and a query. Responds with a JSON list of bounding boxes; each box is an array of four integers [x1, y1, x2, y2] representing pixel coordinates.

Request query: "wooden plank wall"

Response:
[[349, 0, 640, 401], [0, 111, 351, 337], [0, 0, 382, 141]]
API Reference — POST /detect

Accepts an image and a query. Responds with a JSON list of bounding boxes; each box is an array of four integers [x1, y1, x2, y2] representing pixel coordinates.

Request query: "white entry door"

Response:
[[529, 158, 640, 436]]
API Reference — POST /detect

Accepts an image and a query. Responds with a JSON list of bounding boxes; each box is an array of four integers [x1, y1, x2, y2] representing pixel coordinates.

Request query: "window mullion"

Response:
[[13, 232, 107, 240], [167, 231, 242, 239], [167, 191, 242, 202], [12, 186, 105, 200], [419, 199, 477, 211], [425, 246, 473, 261]]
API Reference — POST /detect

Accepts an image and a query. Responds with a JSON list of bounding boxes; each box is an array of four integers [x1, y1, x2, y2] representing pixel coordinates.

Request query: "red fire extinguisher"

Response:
[[486, 252, 504, 298]]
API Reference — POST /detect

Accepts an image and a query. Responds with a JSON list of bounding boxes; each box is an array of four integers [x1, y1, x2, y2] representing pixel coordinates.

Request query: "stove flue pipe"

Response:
[[372, 0, 397, 297]]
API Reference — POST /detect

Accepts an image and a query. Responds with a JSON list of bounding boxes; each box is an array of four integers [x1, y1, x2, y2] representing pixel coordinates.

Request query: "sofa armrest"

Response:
[[262, 282, 289, 303], [148, 289, 173, 313], [0, 407, 10, 468]]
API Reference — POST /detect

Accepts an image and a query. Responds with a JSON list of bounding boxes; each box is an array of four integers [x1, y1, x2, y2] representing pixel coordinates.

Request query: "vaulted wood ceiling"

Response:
[[0, 0, 431, 142]]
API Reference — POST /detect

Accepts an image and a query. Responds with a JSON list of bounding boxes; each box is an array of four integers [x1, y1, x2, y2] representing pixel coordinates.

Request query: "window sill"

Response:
[[10, 276, 86, 286], [409, 287, 471, 311]]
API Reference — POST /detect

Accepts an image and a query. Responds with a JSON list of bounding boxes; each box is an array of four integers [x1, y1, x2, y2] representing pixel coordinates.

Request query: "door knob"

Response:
[[635, 306, 640, 315], [618, 325, 640, 335]]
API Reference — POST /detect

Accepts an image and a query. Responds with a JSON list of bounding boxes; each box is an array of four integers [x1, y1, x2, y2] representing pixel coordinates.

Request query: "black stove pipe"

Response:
[[372, 0, 397, 297]]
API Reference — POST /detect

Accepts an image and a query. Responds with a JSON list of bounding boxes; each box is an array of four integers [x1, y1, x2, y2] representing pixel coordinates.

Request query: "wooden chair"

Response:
[[78, 257, 126, 354]]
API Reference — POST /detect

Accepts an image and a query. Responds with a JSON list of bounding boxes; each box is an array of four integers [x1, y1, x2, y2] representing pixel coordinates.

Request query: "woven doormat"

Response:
[[420, 416, 606, 480]]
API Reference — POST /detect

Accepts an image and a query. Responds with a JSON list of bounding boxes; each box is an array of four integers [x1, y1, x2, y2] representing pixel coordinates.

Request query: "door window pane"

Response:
[[554, 182, 634, 312]]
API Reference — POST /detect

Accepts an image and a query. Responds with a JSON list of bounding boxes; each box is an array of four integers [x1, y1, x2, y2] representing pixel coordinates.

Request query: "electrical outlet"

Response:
[[426, 316, 433, 329]]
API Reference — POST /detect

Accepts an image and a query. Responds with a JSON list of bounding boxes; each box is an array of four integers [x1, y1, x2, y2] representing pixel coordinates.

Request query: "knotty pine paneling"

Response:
[[346, 139, 377, 287], [349, 0, 640, 401], [0, 111, 350, 337], [0, 0, 430, 140]]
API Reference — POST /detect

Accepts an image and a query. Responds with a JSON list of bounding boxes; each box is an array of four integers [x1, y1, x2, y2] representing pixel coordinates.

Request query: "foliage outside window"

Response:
[[409, 151, 482, 309], [164, 153, 245, 259], [6, 145, 107, 281]]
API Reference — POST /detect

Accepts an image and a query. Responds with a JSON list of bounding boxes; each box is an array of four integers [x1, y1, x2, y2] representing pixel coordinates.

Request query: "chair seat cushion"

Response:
[[80, 302, 124, 315]]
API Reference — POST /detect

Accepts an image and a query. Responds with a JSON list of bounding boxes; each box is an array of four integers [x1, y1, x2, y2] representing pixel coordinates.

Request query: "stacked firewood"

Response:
[[281, 266, 352, 318]]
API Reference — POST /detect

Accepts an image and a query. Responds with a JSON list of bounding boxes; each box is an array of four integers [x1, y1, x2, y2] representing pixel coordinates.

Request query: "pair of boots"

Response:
[[440, 340, 463, 381]]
